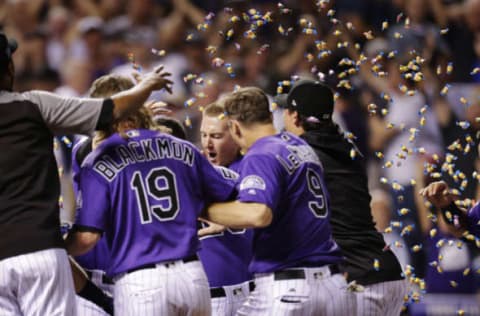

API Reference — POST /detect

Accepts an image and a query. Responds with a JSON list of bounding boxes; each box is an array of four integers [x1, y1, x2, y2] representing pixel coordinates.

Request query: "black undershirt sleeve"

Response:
[[72, 224, 104, 234]]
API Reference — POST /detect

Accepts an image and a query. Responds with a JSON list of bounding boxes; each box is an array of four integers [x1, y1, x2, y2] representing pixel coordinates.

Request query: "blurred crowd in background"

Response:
[[2, 0, 480, 314]]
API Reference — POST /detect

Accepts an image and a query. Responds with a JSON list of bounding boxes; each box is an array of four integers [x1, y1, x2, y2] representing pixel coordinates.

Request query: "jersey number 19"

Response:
[[131, 167, 180, 224]]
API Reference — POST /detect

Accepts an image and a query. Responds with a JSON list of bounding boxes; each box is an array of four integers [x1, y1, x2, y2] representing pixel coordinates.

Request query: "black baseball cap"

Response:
[[0, 32, 18, 63], [275, 79, 334, 121]]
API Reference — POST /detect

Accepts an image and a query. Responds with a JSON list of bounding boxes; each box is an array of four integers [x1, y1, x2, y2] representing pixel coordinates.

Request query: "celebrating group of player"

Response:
[[3, 11, 480, 311], [56, 71, 414, 316]]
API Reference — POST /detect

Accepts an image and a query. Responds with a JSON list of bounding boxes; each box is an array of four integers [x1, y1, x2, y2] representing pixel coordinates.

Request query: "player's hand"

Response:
[[419, 181, 456, 209], [139, 65, 173, 94], [145, 100, 172, 116], [198, 217, 226, 237]]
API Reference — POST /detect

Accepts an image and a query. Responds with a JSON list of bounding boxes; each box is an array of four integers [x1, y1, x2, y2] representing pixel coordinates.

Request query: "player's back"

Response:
[[302, 126, 404, 285], [238, 132, 342, 273], [0, 91, 63, 259], [82, 129, 235, 277]]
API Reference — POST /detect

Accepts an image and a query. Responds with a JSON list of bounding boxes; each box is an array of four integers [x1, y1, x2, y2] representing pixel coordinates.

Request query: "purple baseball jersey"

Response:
[[75, 129, 236, 277], [198, 159, 254, 287], [236, 132, 342, 274], [467, 202, 480, 237], [71, 136, 110, 271]]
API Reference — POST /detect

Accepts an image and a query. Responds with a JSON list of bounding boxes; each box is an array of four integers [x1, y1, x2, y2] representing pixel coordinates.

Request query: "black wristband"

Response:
[[71, 224, 103, 234], [95, 98, 114, 131], [78, 280, 113, 315]]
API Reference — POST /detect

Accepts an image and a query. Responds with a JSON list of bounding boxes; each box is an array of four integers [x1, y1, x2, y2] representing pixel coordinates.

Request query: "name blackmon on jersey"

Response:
[[93, 134, 195, 181]]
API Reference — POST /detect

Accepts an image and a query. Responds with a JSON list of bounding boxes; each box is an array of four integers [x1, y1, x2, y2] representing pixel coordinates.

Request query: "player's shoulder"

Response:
[[214, 165, 239, 181], [81, 134, 121, 167], [248, 134, 281, 155], [228, 156, 243, 173], [278, 131, 309, 146], [248, 132, 305, 157], [72, 136, 92, 170], [72, 136, 91, 155]]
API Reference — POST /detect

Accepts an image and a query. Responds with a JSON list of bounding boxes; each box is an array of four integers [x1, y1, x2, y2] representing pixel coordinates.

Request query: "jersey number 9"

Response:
[[307, 168, 327, 218], [131, 167, 180, 224]]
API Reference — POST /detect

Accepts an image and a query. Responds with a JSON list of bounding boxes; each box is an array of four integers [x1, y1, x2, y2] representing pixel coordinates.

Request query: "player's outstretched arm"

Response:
[[204, 201, 272, 229], [110, 65, 172, 121]]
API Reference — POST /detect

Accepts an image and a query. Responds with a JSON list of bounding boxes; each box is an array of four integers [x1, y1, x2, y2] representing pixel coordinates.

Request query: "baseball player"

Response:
[[420, 180, 480, 236], [279, 79, 407, 316], [0, 31, 171, 316], [203, 87, 355, 315], [66, 121, 239, 315], [71, 75, 141, 316], [198, 102, 254, 315]]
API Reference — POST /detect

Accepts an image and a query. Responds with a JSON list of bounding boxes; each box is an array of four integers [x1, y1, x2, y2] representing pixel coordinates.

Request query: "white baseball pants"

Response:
[[0, 248, 77, 316], [236, 266, 356, 316], [76, 296, 110, 316], [211, 280, 254, 316], [114, 260, 211, 316], [355, 279, 408, 316]]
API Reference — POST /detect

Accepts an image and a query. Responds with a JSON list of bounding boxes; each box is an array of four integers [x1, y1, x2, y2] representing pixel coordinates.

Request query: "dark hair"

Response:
[[0, 58, 10, 77], [0, 33, 16, 84], [153, 116, 187, 140], [295, 110, 336, 131], [223, 87, 272, 125], [286, 108, 332, 131]]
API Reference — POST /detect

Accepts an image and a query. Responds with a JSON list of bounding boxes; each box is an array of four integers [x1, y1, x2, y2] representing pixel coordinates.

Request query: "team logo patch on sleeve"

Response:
[[239, 175, 266, 191]]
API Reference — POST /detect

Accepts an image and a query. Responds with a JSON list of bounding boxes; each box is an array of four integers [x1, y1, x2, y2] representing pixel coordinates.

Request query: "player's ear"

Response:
[[230, 120, 242, 138]]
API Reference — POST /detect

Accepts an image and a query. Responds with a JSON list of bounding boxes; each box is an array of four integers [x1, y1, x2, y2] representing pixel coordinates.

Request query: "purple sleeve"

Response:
[[236, 154, 283, 210], [198, 153, 236, 202], [75, 167, 110, 232], [467, 203, 480, 236]]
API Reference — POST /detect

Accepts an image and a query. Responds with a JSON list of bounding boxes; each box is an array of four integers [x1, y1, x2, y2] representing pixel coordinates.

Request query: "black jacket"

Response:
[[301, 124, 403, 285]]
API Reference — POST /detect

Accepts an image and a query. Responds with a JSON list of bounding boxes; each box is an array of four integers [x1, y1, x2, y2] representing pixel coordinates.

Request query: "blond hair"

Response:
[[203, 102, 225, 117], [89, 74, 134, 98], [90, 74, 153, 141]]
